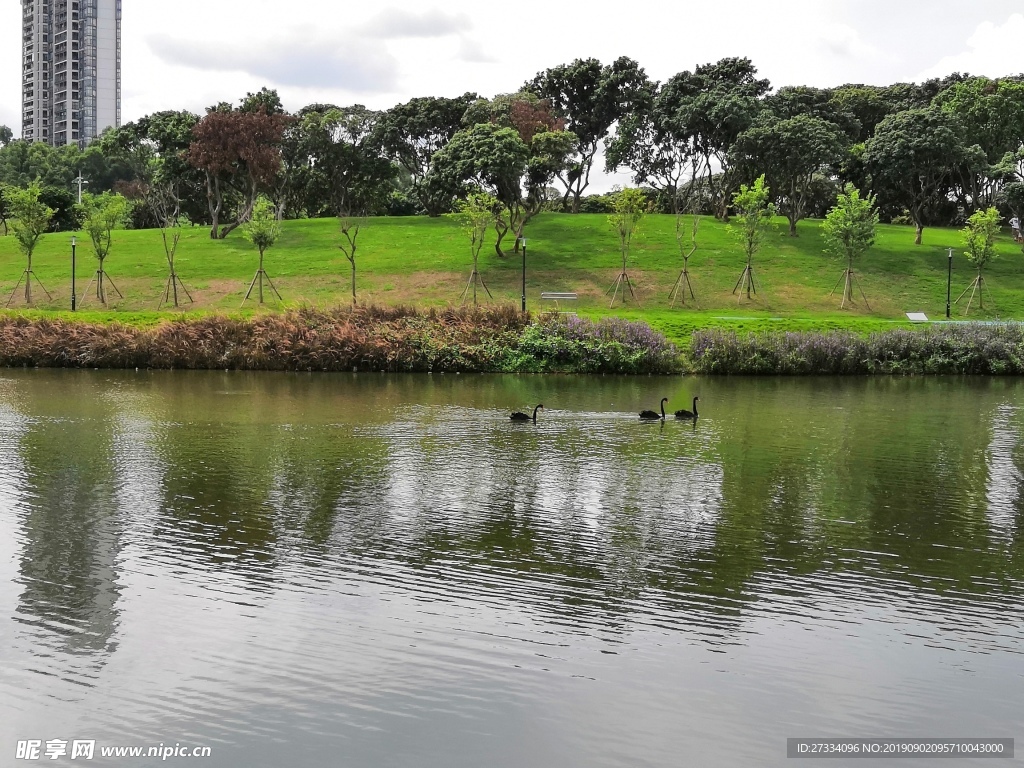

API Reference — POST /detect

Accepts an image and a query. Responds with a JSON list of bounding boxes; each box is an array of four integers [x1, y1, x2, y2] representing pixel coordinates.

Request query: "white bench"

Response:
[[541, 292, 578, 313]]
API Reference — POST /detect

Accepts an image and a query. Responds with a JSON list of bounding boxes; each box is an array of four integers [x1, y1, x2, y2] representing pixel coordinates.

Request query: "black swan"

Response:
[[675, 396, 700, 420], [511, 404, 543, 422], [640, 398, 668, 420]]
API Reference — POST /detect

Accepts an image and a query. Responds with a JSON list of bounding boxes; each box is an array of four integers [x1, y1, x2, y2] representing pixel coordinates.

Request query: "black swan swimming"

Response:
[[511, 404, 544, 422], [640, 398, 668, 420], [675, 396, 700, 420]]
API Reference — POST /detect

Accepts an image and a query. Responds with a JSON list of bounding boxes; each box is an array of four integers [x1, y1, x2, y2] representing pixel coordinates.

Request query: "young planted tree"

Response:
[[731, 175, 776, 301], [457, 191, 499, 305], [296, 106, 395, 305], [241, 196, 283, 306], [79, 192, 130, 305], [607, 187, 649, 306], [821, 184, 879, 309], [6, 183, 54, 307], [149, 180, 192, 308], [669, 199, 700, 306], [956, 206, 1000, 314]]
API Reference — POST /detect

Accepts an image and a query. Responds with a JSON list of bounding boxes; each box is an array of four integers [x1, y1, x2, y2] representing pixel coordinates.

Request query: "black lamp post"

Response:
[[946, 247, 952, 319], [71, 236, 77, 312], [521, 237, 527, 314]]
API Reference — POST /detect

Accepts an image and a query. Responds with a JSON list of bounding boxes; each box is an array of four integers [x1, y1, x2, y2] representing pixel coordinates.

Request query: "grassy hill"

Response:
[[0, 213, 1021, 347]]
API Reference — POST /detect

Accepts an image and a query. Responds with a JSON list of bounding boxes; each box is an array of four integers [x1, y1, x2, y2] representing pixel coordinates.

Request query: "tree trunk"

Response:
[[493, 225, 509, 258], [207, 174, 222, 240], [25, 253, 32, 305], [914, 222, 923, 246], [788, 216, 798, 237], [350, 257, 357, 305]]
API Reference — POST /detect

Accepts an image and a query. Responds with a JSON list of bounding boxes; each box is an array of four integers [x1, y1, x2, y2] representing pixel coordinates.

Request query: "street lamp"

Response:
[[71, 236, 77, 311], [74, 172, 89, 205], [946, 247, 953, 320], [521, 237, 527, 314]]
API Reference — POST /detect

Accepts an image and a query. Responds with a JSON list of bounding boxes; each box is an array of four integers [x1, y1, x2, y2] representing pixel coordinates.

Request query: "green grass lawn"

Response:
[[0, 213, 1021, 347]]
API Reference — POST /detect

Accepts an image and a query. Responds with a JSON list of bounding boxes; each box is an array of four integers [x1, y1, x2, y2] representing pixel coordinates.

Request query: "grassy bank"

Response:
[[1, 213, 1021, 349]]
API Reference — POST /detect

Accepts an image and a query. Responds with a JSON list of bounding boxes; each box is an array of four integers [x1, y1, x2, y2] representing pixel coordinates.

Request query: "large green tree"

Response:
[[378, 93, 479, 216], [864, 107, 985, 244], [432, 94, 575, 256], [0, 125, 12, 148], [661, 57, 771, 220], [734, 113, 847, 235], [527, 57, 652, 212]]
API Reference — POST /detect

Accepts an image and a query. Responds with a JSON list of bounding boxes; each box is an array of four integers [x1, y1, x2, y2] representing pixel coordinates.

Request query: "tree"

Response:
[[378, 94, 479, 216], [731, 175, 776, 300], [79, 192, 129, 305], [527, 57, 652, 212], [432, 95, 575, 256], [606, 187, 649, 306], [0, 125, 13, 148], [733, 114, 847, 236], [956, 207, 1000, 313], [864, 107, 985, 245], [296, 105, 396, 304], [828, 86, 894, 142], [763, 86, 861, 140], [457, 191, 499, 305], [663, 57, 771, 220], [935, 78, 1024, 163], [150, 181, 192, 308], [605, 88, 698, 217], [241, 196, 283, 305], [5, 183, 54, 307], [669, 203, 700, 306], [821, 184, 878, 309], [187, 107, 291, 239]]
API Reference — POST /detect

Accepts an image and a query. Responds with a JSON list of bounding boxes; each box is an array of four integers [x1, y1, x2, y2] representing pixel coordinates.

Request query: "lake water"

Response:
[[0, 371, 1021, 767]]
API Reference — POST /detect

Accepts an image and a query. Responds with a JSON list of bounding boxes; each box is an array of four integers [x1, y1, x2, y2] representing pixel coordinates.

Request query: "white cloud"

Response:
[[915, 13, 1024, 81], [814, 23, 893, 64], [457, 37, 497, 65], [147, 33, 398, 92], [362, 8, 471, 39]]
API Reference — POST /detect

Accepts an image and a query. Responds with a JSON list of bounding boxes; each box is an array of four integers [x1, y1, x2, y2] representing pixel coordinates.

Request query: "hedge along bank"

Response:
[[0, 306, 681, 375]]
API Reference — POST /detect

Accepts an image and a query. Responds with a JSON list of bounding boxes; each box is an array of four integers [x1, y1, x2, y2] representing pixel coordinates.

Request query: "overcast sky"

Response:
[[2, 1, 1022, 192]]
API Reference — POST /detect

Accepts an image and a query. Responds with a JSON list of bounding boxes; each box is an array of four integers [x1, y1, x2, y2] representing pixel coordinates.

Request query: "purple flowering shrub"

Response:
[[691, 324, 1024, 375]]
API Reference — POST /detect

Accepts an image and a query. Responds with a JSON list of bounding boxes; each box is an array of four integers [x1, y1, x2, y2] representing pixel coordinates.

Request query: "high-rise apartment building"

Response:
[[21, 0, 121, 147]]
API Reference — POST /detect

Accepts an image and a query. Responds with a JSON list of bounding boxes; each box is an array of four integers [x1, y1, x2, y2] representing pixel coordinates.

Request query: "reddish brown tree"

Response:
[[187, 109, 292, 239]]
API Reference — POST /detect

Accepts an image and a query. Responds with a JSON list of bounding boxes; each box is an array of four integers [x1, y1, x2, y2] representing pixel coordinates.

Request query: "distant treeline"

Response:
[[1, 58, 1022, 245]]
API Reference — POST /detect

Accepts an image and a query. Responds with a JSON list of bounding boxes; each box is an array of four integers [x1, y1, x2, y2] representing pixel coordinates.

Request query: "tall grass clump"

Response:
[[0, 304, 680, 374], [691, 323, 1024, 375]]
